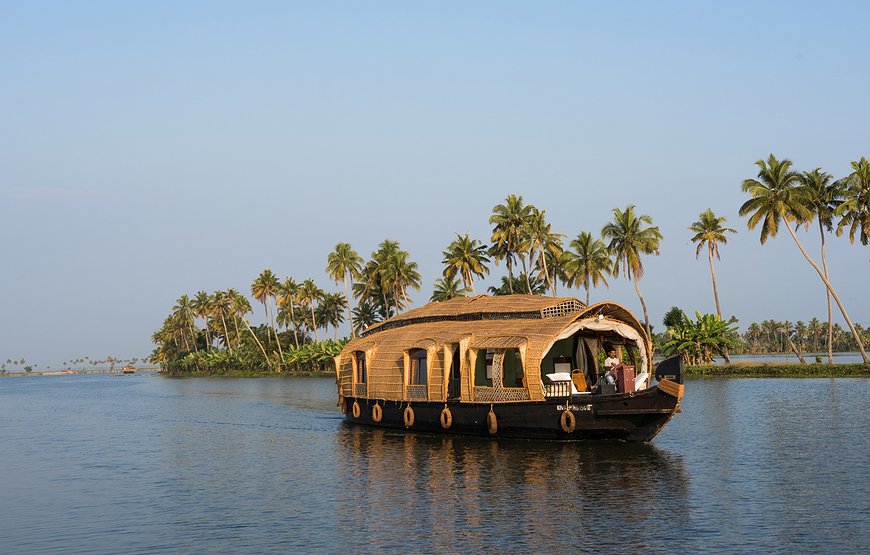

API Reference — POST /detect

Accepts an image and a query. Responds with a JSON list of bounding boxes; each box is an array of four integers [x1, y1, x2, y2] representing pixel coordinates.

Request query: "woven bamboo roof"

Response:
[[361, 294, 586, 337]]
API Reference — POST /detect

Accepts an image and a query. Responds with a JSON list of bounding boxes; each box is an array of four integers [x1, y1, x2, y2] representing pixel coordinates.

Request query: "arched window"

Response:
[[409, 348, 427, 386], [354, 351, 366, 384]]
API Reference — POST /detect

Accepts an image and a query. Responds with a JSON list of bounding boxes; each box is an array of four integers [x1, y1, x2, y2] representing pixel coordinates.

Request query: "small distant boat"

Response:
[[334, 294, 684, 443], [121, 365, 135, 374]]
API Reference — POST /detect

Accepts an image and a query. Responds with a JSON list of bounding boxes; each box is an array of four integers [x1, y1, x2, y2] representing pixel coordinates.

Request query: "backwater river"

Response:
[[1, 374, 869, 554]]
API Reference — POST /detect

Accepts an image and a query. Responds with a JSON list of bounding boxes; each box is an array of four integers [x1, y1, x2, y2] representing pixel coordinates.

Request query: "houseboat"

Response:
[[334, 294, 684, 442]]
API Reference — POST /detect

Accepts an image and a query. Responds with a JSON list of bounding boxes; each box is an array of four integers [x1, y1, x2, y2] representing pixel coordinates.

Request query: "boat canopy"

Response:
[[335, 295, 650, 404]]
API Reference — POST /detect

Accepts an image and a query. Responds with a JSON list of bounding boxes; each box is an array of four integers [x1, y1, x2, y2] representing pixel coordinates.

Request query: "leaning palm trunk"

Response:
[[506, 256, 515, 294], [707, 245, 730, 362], [241, 317, 272, 372], [519, 254, 532, 294], [786, 335, 806, 364], [818, 220, 833, 364], [232, 315, 242, 349], [784, 223, 869, 363], [268, 301, 283, 365], [344, 274, 354, 338], [289, 303, 299, 347], [310, 305, 319, 341], [219, 311, 233, 354]]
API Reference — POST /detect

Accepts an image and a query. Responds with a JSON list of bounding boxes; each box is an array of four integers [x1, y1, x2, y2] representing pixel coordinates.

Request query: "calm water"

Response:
[[1, 374, 869, 554]]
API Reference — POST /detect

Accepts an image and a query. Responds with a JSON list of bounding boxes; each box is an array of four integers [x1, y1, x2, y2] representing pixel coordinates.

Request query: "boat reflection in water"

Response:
[[335, 423, 689, 552]]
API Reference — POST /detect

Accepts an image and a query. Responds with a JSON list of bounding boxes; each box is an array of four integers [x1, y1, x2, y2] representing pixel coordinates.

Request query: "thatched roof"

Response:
[[361, 294, 586, 337]]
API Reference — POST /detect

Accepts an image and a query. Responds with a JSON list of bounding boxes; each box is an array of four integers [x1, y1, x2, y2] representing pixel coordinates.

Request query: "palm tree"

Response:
[[430, 275, 469, 302], [377, 242, 420, 313], [442, 233, 490, 295], [251, 269, 283, 359], [326, 243, 364, 337], [299, 279, 324, 341], [228, 289, 249, 348], [602, 205, 663, 338], [740, 154, 868, 363], [562, 231, 612, 305], [317, 292, 347, 340], [191, 291, 212, 350], [351, 301, 380, 336], [277, 278, 301, 347], [689, 209, 737, 319], [836, 156, 870, 245], [523, 208, 564, 296], [172, 294, 196, 351], [799, 168, 845, 363], [212, 290, 233, 353], [489, 194, 533, 293]]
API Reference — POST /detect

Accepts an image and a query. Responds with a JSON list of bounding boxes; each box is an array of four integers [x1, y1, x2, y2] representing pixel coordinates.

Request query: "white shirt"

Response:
[[604, 356, 620, 369]]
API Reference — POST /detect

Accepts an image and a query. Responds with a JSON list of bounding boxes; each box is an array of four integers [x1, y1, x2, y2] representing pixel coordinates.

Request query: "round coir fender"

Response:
[[352, 401, 361, 418], [440, 407, 453, 430], [372, 403, 383, 422], [560, 409, 576, 433], [403, 406, 415, 428]]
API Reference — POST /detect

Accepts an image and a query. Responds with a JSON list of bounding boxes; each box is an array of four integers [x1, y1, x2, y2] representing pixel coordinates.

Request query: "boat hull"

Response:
[[342, 380, 682, 443]]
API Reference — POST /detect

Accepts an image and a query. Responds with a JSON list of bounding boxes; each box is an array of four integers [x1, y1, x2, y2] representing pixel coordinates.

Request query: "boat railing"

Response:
[[354, 383, 367, 397], [543, 380, 572, 398]]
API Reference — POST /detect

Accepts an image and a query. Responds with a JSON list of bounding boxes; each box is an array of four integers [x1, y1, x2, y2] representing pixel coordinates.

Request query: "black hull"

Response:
[[343, 382, 682, 443]]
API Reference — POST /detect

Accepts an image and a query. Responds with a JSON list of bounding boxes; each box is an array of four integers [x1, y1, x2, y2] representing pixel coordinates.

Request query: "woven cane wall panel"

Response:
[[405, 384, 428, 401], [339, 358, 353, 397], [428, 348, 444, 401]]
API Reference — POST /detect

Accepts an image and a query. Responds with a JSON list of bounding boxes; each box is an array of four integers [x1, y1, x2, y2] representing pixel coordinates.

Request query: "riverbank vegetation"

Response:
[[685, 362, 870, 378], [150, 154, 870, 375]]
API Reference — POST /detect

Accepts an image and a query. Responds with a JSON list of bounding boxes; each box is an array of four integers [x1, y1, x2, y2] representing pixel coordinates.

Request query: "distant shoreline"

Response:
[[685, 362, 869, 378]]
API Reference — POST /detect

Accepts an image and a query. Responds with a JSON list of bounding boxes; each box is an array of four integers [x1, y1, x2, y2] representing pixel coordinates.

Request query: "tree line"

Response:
[[150, 153, 870, 373]]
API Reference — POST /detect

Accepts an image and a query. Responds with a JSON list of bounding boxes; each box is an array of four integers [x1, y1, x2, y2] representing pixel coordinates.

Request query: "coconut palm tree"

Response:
[[489, 194, 533, 294], [740, 154, 868, 363], [562, 231, 612, 306], [442, 233, 490, 295], [172, 294, 196, 351], [298, 279, 324, 341], [226, 289, 247, 348], [836, 156, 870, 246], [277, 278, 301, 347], [251, 269, 283, 358], [799, 168, 845, 363], [317, 292, 347, 340], [351, 301, 380, 336], [602, 205, 663, 339], [212, 290, 234, 353], [191, 291, 212, 350], [523, 208, 564, 296], [326, 243, 364, 337], [689, 209, 737, 319], [377, 242, 420, 313], [430, 275, 470, 302]]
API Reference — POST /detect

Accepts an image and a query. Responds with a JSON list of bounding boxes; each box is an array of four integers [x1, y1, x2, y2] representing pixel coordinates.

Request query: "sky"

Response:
[[2, 1, 868, 368]]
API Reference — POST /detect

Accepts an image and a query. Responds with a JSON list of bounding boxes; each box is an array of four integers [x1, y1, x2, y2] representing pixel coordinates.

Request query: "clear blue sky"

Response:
[[2, 1, 868, 367]]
